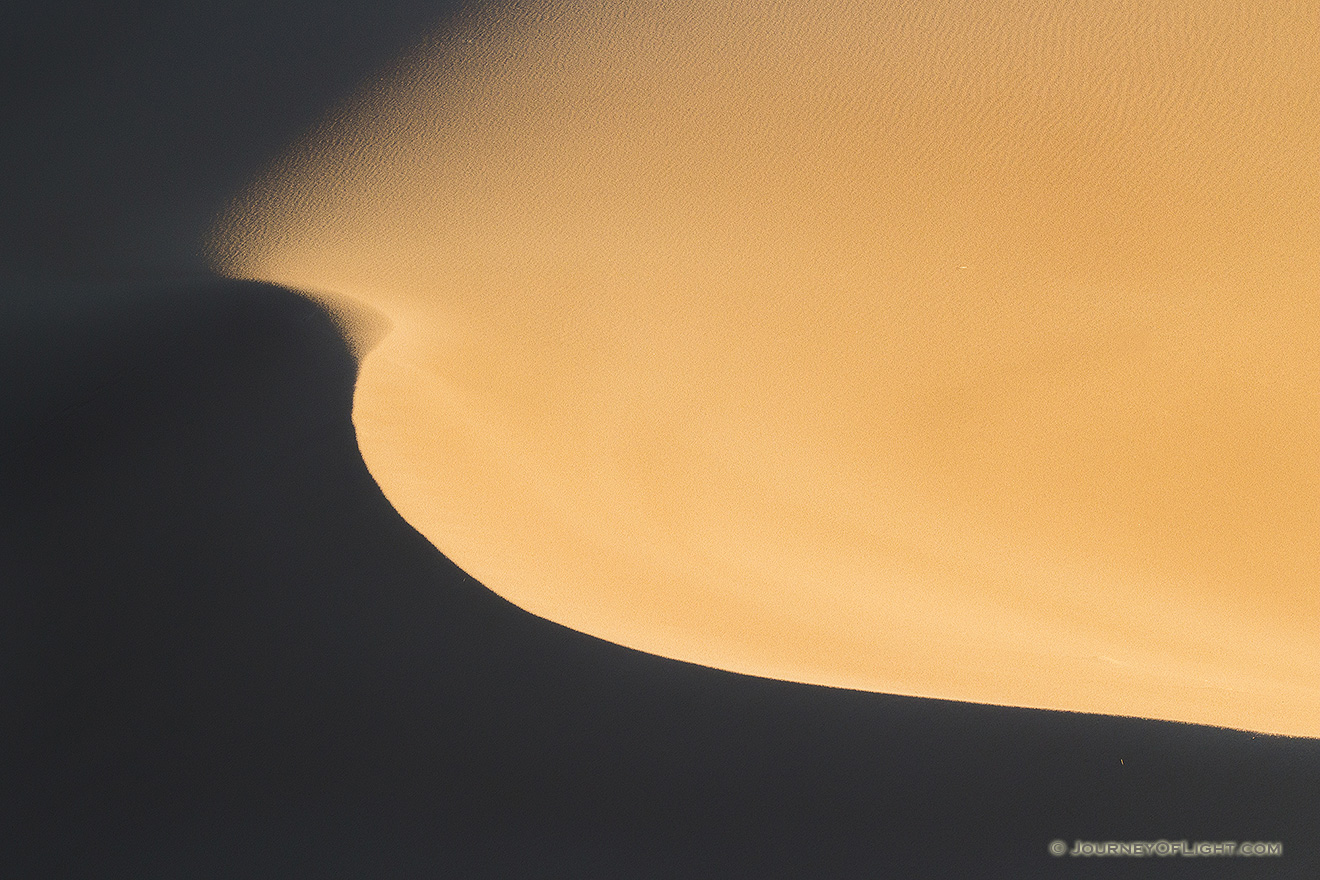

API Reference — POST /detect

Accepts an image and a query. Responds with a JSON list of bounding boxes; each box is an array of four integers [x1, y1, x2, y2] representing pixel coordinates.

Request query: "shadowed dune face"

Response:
[[212, 1, 1320, 736]]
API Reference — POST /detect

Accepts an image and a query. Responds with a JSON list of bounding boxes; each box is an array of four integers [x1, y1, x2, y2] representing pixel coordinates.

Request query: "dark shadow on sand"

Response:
[[3, 279, 1317, 878]]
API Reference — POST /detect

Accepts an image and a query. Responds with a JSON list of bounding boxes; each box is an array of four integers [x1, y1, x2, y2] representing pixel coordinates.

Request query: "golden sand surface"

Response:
[[212, 1, 1319, 736]]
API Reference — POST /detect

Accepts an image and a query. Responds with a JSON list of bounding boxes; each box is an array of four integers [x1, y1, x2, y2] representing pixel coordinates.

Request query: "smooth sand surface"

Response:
[[213, 1, 1319, 736]]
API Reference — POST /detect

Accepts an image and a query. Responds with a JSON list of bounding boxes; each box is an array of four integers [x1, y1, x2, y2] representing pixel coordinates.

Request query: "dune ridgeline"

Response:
[[211, 0, 1320, 736]]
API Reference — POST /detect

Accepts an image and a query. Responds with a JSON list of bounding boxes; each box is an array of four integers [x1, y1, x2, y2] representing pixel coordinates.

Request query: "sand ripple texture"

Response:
[[212, 0, 1320, 736]]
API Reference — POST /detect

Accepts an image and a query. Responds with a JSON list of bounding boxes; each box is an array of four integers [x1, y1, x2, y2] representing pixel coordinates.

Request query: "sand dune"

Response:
[[212, 0, 1319, 736]]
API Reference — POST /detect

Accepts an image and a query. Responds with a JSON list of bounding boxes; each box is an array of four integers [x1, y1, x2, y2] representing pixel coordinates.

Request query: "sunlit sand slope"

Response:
[[213, 1, 1320, 736]]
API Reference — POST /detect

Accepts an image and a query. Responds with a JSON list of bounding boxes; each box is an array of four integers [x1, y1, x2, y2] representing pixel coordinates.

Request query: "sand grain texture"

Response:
[[214, 0, 1320, 736]]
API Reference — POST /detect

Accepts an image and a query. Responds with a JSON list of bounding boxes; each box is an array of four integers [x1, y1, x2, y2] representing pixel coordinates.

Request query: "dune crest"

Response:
[[213, 0, 1320, 736]]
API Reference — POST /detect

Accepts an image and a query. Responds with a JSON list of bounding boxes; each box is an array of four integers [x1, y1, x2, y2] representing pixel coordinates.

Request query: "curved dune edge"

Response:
[[211, 0, 1320, 737]]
